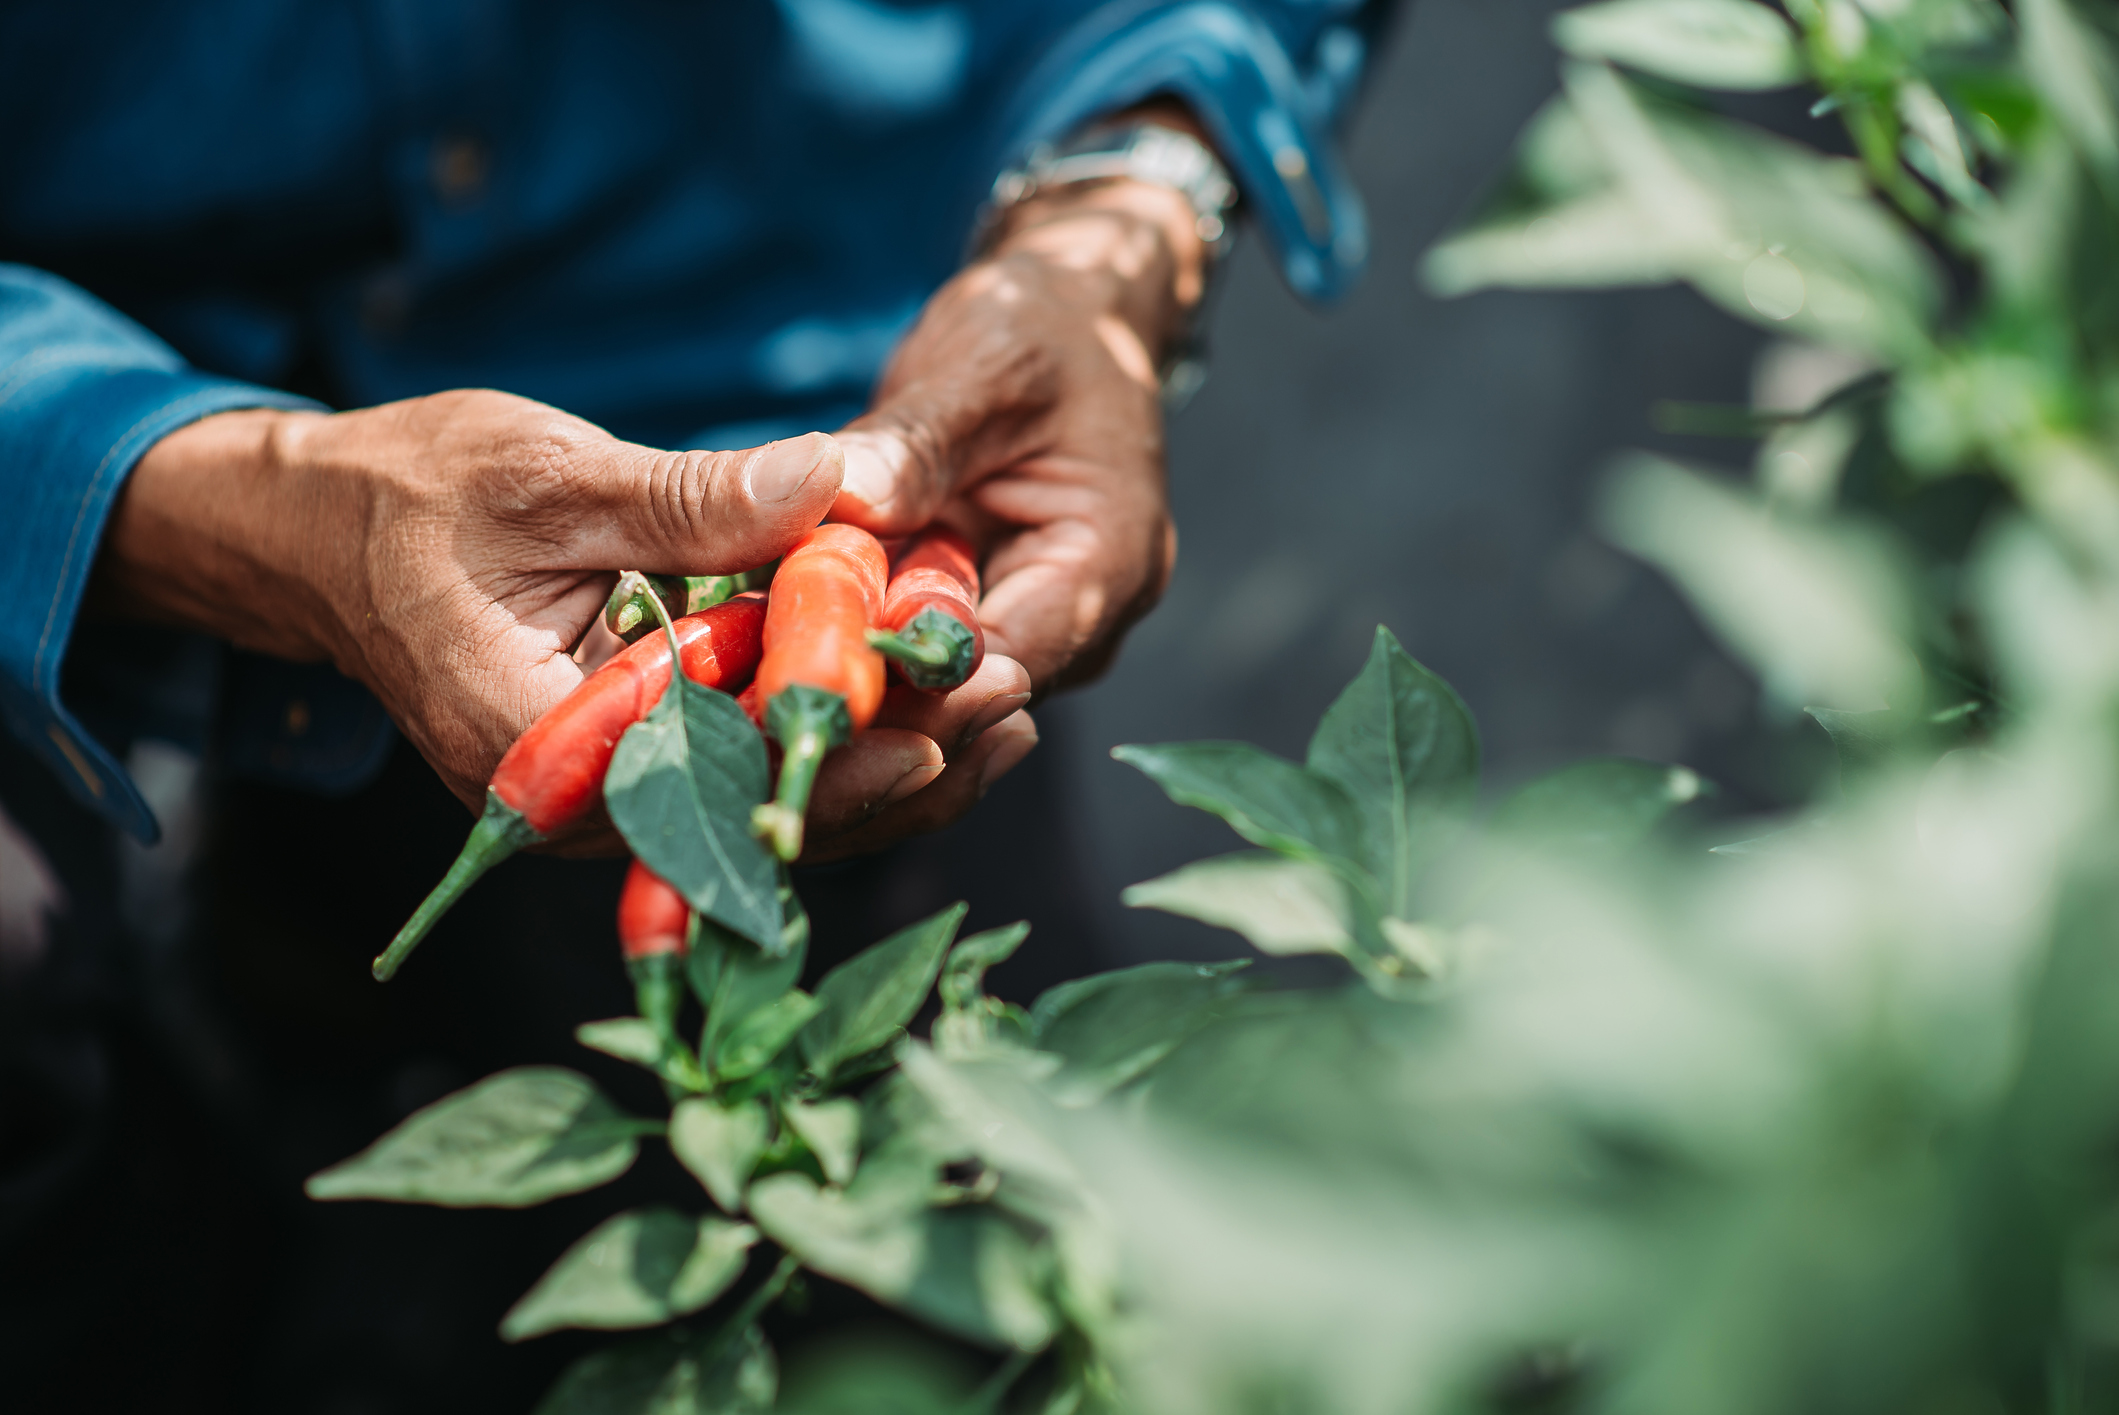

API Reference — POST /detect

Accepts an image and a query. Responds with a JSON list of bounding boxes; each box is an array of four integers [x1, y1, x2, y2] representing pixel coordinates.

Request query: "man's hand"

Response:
[[95, 391, 852, 817], [808, 163, 1209, 858]]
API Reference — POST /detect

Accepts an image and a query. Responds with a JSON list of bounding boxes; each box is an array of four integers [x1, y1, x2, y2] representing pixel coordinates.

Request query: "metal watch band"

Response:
[[976, 122, 1240, 260]]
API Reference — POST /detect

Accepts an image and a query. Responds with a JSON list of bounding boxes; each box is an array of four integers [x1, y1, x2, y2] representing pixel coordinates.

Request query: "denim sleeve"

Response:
[[0, 264, 323, 843], [993, 1, 1398, 303]]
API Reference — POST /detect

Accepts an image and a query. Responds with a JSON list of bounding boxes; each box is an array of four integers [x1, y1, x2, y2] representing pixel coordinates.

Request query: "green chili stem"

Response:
[[372, 790, 541, 980], [865, 627, 953, 668]]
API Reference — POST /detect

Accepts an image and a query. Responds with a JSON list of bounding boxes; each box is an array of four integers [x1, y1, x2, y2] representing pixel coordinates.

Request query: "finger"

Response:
[[800, 710, 1038, 865], [870, 653, 1033, 756], [558, 431, 844, 575], [805, 728, 947, 837], [972, 492, 1173, 691], [832, 323, 1037, 534]]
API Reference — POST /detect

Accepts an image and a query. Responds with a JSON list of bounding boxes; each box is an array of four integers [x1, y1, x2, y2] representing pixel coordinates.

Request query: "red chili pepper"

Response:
[[372, 595, 766, 981], [618, 857, 691, 960], [866, 526, 984, 691], [749, 523, 889, 861], [618, 858, 691, 1040]]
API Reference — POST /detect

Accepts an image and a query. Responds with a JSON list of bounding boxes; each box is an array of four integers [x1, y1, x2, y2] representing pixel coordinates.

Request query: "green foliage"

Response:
[[533, 1322, 776, 1415], [606, 662, 782, 951], [668, 1098, 769, 1213], [305, 1067, 651, 1208], [501, 1208, 757, 1341], [800, 903, 965, 1081], [1305, 625, 1480, 915]]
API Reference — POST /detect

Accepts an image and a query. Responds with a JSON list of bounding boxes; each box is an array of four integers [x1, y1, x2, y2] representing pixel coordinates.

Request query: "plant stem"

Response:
[[371, 791, 540, 980], [959, 1348, 1036, 1415], [728, 1250, 802, 1334]]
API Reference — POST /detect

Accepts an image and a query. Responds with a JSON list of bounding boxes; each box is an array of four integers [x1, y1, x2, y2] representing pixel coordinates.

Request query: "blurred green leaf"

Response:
[[1600, 453, 1917, 709], [501, 1208, 757, 1341], [939, 923, 1031, 1012], [2019, 0, 2119, 186], [750, 1169, 1057, 1351], [773, 1329, 979, 1415], [785, 1099, 862, 1186], [607, 674, 782, 951], [1428, 63, 1945, 361], [1112, 742, 1366, 872], [801, 903, 966, 1082], [1806, 705, 1905, 781], [669, 1097, 770, 1213], [1306, 625, 1480, 914], [1487, 759, 1706, 861], [533, 1322, 776, 1415], [577, 1017, 668, 1071], [1030, 962, 1252, 1105], [704, 931, 807, 1074], [1553, 0, 1803, 90], [1122, 852, 1355, 959], [306, 1067, 646, 1208], [717, 991, 824, 1082]]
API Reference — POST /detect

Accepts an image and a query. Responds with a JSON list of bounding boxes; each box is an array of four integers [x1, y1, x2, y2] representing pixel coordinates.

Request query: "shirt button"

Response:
[[430, 133, 491, 205]]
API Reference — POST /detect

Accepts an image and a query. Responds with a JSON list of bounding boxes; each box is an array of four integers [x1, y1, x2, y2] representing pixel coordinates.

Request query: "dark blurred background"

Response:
[[3, 3, 1837, 1411]]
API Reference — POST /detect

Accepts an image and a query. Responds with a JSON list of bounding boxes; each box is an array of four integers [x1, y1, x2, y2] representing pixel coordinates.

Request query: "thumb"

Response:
[[559, 431, 845, 574], [832, 380, 993, 536]]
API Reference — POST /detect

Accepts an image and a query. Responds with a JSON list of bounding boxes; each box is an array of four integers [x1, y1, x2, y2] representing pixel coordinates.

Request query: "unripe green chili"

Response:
[[604, 562, 778, 643]]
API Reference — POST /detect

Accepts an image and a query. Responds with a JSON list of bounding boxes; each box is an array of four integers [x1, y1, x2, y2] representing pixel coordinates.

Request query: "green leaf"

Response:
[[606, 673, 782, 951], [1553, 0, 1802, 91], [1123, 851, 1356, 958], [1029, 962, 1252, 1105], [1600, 453, 1916, 710], [784, 1098, 862, 1185], [939, 923, 1031, 1012], [1486, 759, 1706, 861], [716, 990, 824, 1081], [1111, 742, 1365, 869], [306, 1067, 646, 1208], [748, 1172, 1056, 1351], [704, 929, 808, 1072], [1806, 706, 1905, 781], [1305, 626, 1480, 914], [669, 1097, 771, 1212], [801, 903, 967, 1080], [534, 1321, 776, 1415], [577, 1017, 668, 1071], [1427, 66, 1945, 362], [2020, 0, 2119, 186], [772, 1328, 977, 1415], [501, 1207, 758, 1341]]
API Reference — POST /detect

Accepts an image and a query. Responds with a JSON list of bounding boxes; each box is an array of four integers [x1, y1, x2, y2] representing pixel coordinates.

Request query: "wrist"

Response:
[[985, 178, 1207, 360], [94, 406, 345, 662]]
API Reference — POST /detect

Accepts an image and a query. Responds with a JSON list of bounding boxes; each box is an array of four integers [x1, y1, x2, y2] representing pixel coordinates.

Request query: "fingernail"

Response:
[[880, 761, 944, 808], [957, 691, 1032, 751], [746, 432, 838, 502], [977, 715, 1038, 796], [834, 431, 900, 514]]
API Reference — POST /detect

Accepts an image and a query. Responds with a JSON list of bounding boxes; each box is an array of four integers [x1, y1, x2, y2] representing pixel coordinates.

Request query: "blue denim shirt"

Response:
[[0, 0, 1385, 843]]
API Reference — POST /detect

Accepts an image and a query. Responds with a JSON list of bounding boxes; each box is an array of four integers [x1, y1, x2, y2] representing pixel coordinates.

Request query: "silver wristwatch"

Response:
[[976, 122, 1240, 262]]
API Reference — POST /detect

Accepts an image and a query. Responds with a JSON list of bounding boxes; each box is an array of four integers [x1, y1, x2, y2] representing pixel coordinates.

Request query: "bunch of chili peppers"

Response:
[[370, 522, 985, 985]]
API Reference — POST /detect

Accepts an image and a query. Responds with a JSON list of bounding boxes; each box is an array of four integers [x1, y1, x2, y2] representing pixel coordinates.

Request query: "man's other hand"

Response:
[[812, 162, 1209, 857]]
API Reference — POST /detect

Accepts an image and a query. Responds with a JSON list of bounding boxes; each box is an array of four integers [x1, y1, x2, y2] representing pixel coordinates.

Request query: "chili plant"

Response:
[[311, 1, 2119, 1411]]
